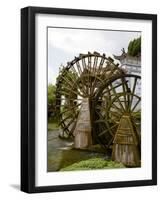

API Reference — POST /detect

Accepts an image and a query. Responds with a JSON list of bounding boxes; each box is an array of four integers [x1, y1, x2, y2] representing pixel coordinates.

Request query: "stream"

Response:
[[47, 129, 109, 172]]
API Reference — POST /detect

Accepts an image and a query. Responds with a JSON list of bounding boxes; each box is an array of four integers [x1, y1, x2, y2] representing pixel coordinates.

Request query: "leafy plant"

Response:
[[128, 37, 141, 56], [60, 158, 125, 171], [48, 84, 56, 118]]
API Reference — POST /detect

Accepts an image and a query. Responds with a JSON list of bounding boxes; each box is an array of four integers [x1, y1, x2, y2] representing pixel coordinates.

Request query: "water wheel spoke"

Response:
[[60, 75, 75, 88], [64, 115, 78, 130], [94, 119, 106, 124], [97, 57, 105, 76], [110, 102, 124, 115], [106, 125, 114, 136], [109, 83, 125, 112], [101, 88, 110, 97], [108, 110, 122, 118], [96, 105, 106, 113], [59, 103, 81, 115], [85, 57, 91, 95], [132, 98, 141, 112], [106, 136, 114, 148], [77, 76, 88, 95], [121, 77, 128, 110], [131, 110, 141, 119], [110, 123, 118, 130], [58, 89, 79, 98], [59, 114, 73, 125], [98, 129, 109, 137], [130, 77, 138, 108], [56, 98, 82, 101], [108, 80, 128, 93], [68, 122, 77, 137], [95, 104, 105, 111], [91, 58, 105, 93], [58, 90, 70, 97], [62, 69, 80, 91], [71, 65, 80, 79], [132, 120, 141, 142], [93, 55, 98, 74], [61, 85, 80, 96], [75, 60, 82, 77], [107, 65, 119, 78], [81, 57, 87, 71], [99, 65, 111, 79]]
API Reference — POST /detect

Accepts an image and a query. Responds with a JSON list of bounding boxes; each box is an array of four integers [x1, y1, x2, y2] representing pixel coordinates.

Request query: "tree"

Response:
[[128, 37, 141, 56], [48, 84, 56, 118]]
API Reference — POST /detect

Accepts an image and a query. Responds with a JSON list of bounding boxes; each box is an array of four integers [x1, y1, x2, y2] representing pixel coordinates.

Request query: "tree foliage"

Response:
[[128, 37, 141, 56], [48, 84, 56, 118]]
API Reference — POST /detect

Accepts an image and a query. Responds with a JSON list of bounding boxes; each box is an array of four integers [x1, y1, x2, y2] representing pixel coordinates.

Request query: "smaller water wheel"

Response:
[[93, 74, 141, 150], [55, 52, 124, 138]]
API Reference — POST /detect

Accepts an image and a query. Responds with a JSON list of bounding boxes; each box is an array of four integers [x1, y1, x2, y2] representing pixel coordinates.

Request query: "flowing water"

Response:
[[47, 129, 109, 172]]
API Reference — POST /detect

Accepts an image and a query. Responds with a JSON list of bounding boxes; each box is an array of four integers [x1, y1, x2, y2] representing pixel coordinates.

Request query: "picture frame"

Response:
[[21, 6, 157, 193]]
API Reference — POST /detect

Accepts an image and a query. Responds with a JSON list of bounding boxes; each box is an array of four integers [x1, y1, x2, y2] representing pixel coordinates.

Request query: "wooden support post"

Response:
[[112, 115, 140, 167], [73, 98, 92, 149]]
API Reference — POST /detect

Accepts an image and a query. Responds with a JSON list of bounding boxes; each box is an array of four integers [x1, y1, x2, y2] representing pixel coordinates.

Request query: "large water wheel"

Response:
[[93, 74, 141, 151], [55, 52, 124, 140]]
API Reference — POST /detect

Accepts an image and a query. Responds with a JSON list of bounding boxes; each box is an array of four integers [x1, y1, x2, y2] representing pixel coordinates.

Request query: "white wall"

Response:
[[0, 0, 160, 199]]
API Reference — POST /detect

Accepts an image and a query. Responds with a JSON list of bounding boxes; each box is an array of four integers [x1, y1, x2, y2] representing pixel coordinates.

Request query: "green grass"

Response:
[[48, 116, 59, 131], [60, 158, 125, 171], [48, 122, 59, 131]]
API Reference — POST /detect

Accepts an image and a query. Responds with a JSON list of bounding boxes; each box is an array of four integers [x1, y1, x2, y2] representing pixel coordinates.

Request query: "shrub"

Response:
[[60, 158, 125, 171]]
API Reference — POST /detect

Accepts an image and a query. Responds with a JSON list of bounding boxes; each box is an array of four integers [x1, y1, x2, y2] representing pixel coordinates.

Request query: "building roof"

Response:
[[113, 48, 141, 62]]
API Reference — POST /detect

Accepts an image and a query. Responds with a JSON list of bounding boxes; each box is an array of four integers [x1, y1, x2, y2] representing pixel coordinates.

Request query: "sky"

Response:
[[48, 27, 141, 85]]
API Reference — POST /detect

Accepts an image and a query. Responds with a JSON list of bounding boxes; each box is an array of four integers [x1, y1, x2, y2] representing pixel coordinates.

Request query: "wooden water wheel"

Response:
[[93, 74, 141, 150], [55, 52, 124, 139]]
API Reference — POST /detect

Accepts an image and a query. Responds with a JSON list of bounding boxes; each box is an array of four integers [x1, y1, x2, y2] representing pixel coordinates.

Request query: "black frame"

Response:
[[21, 6, 157, 193]]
